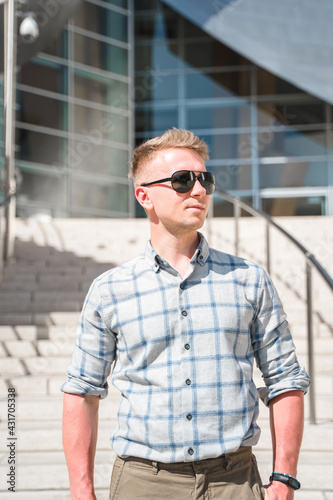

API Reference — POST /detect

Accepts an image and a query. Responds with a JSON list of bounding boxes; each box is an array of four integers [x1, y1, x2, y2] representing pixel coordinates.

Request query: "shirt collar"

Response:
[[145, 233, 210, 273]]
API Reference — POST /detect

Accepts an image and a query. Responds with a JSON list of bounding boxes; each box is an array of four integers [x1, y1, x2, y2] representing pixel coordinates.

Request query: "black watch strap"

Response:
[[269, 472, 301, 490]]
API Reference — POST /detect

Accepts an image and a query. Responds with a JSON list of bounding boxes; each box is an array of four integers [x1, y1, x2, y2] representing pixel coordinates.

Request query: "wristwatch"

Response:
[[269, 472, 301, 490]]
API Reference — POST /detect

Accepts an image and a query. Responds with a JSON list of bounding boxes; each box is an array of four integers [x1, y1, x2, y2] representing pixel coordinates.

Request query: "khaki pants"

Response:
[[109, 447, 266, 500]]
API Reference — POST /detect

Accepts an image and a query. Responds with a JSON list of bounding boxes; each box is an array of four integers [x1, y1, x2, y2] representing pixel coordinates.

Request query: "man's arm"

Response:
[[265, 390, 304, 500], [63, 392, 100, 500]]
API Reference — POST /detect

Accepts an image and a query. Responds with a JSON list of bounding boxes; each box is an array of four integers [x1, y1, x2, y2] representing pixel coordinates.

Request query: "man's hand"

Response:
[[264, 481, 294, 500]]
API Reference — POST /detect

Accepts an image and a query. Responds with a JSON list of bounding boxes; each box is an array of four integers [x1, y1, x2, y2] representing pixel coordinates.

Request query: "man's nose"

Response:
[[191, 178, 206, 196]]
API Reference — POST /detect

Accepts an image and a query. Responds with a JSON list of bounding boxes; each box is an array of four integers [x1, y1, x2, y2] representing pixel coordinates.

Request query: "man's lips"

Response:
[[186, 205, 205, 211]]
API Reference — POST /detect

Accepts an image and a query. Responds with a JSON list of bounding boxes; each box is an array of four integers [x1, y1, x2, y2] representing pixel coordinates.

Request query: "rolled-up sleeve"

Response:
[[251, 268, 310, 406], [61, 277, 116, 399]]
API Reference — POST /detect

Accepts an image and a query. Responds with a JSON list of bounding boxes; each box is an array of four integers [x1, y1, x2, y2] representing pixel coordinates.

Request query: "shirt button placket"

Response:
[[180, 285, 193, 460]]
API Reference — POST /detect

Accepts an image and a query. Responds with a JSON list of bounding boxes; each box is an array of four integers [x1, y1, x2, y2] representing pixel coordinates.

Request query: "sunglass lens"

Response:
[[200, 172, 215, 194], [171, 171, 195, 193]]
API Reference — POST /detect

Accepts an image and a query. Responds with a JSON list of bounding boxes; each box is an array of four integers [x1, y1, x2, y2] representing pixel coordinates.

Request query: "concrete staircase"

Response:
[[0, 216, 332, 499]]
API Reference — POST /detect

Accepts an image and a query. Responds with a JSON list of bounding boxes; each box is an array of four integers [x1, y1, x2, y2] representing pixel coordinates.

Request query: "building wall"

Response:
[[1, 0, 332, 218], [1, 0, 133, 218], [134, 0, 333, 217]]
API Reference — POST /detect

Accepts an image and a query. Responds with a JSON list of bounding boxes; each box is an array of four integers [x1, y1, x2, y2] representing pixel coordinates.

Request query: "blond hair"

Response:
[[130, 128, 209, 186]]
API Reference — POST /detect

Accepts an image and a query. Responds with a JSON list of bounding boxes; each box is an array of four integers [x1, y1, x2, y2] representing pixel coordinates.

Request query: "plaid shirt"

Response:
[[62, 235, 309, 463]]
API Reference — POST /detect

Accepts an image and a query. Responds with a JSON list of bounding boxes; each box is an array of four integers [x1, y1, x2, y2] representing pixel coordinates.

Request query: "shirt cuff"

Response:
[[61, 377, 109, 399], [257, 365, 310, 406]]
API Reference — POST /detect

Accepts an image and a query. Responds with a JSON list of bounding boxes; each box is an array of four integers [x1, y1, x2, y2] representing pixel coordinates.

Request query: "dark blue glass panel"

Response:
[[201, 133, 251, 161], [135, 75, 178, 102], [185, 71, 250, 99], [258, 129, 327, 157], [212, 164, 252, 191], [136, 106, 178, 133], [186, 105, 251, 129], [259, 161, 327, 188]]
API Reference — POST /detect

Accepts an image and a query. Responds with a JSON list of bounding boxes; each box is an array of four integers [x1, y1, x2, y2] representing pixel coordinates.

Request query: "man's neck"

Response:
[[150, 230, 200, 278]]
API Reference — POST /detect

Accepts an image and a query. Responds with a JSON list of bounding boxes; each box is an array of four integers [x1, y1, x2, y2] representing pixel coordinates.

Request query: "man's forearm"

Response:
[[63, 393, 100, 500], [270, 390, 304, 475], [265, 390, 304, 499]]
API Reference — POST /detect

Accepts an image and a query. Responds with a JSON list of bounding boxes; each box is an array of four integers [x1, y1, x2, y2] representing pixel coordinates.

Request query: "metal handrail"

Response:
[[0, 189, 16, 280], [215, 189, 333, 425], [0, 189, 16, 208]]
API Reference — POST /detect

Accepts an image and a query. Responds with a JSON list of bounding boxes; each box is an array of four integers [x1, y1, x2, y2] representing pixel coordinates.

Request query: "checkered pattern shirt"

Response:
[[62, 235, 309, 463]]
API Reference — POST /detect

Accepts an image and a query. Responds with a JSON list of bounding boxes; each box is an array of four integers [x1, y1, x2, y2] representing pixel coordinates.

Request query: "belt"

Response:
[[120, 446, 252, 474]]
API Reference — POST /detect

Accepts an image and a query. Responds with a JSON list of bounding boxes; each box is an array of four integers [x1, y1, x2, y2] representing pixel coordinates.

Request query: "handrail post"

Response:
[[266, 222, 271, 274], [306, 260, 316, 424], [234, 200, 240, 256], [3, 0, 17, 262]]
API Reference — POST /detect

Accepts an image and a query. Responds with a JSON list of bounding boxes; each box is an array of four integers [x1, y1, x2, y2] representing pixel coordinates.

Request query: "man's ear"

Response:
[[135, 186, 153, 212]]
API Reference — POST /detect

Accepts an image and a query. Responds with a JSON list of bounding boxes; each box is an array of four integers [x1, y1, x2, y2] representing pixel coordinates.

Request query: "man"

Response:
[[62, 128, 310, 500]]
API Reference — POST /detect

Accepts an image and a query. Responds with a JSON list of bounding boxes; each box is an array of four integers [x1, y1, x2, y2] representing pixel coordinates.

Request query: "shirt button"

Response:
[[188, 448, 194, 456], [186, 379, 191, 386], [199, 255, 203, 260], [180, 283, 184, 290], [184, 343, 190, 350], [187, 414, 192, 421], [182, 310, 188, 317]]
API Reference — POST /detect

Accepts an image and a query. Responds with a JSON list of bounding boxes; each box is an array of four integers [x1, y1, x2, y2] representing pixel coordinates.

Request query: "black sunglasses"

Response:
[[141, 170, 215, 195]]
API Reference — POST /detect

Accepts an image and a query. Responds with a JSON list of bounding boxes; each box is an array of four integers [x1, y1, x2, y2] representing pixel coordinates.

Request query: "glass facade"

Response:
[[1, 0, 133, 218], [1, 0, 333, 218], [134, 1, 333, 217]]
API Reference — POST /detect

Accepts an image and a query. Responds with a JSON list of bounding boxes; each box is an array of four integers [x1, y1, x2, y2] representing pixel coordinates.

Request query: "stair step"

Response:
[[0, 395, 119, 422], [1, 216, 332, 500]]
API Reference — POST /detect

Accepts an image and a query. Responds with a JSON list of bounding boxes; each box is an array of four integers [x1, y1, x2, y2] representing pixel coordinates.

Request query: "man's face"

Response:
[[136, 148, 211, 236]]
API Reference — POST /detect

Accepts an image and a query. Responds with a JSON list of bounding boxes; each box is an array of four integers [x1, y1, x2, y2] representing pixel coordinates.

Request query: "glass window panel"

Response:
[[135, 44, 179, 71], [16, 129, 67, 166], [74, 73, 128, 108], [18, 169, 65, 206], [100, 0, 127, 7], [74, 3, 127, 42], [72, 180, 128, 213], [186, 105, 251, 129], [258, 129, 327, 157], [183, 18, 210, 39], [185, 71, 250, 99], [213, 164, 252, 191], [258, 102, 325, 127], [135, 7, 178, 41], [257, 69, 305, 95], [41, 30, 67, 58], [202, 133, 251, 161], [73, 105, 128, 145], [262, 197, 325, 216], [73, 34, 127, 75], [135, 0, 157, 10], [213, 196, 253, 217], [136, 106, 178, 133], [17, 92, 67, 130], [69, 140, 128, 177], [135, 75, 178, 102], [184, 41, 249, 69], [20, 62, 67, 94], [259, 161, 327, 189]]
